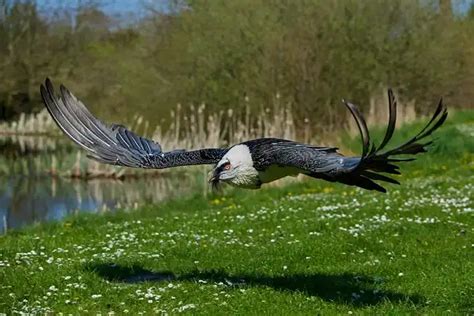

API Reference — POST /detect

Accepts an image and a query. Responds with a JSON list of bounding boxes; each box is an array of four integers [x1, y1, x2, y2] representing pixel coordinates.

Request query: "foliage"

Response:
[[0, 0, 473, 136]]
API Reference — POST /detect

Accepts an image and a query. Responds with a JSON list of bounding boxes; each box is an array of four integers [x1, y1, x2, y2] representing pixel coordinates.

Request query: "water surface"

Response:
[[0, 134, 208, 233], [0, 174, 207, 234]]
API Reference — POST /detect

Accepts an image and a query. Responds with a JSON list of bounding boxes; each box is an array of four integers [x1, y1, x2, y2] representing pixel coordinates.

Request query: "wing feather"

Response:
[[41, 79, 227, 169], [259, 90, 446, 193], [247, 139, 344, 174]]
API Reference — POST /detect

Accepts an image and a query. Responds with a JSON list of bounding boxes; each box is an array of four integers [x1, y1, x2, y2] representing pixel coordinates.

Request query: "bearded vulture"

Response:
[[40, 79, 447, 192]]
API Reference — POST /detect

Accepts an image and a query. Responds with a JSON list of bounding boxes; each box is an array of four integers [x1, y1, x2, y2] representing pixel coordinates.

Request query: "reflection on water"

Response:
[[0, 134, 212, 234], [0, 172, 208, 234], [0, 134, 73, 156]]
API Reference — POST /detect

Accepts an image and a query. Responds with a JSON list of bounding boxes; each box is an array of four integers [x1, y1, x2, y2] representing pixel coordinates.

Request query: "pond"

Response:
[[0, 135, 208, 234]]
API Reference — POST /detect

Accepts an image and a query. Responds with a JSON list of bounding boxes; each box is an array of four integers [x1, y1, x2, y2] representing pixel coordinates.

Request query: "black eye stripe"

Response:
[[216, 161, 231, 173]]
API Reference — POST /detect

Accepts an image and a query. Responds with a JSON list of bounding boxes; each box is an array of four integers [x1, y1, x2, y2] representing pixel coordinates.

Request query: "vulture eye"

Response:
[[223, 163, 231, 170]]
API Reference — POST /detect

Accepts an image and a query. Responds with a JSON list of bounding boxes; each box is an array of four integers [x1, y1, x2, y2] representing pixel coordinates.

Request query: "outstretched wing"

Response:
[[258, 89, 447, 192], [40, 78, 227, 169]]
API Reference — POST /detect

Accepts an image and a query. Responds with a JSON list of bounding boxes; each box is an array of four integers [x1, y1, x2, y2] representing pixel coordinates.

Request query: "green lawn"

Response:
[[1, 113, 473, 314]]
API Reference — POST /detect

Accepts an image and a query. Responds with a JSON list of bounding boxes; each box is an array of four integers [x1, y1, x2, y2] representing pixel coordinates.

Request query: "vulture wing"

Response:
[[262, 90, 447, 192], [40, 79, 227, 169]]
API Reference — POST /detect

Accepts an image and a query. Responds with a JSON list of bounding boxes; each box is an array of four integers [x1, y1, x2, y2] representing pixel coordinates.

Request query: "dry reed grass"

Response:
[[0, 91, 419, 179], [0, 108, 58, 135]]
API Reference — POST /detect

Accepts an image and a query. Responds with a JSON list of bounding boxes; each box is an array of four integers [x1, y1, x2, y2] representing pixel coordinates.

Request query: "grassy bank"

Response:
[[0, 113, 473, 314]]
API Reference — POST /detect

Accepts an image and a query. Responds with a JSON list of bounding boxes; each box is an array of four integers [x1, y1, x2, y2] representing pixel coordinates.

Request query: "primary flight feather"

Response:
[[40, 79, 447, 192]]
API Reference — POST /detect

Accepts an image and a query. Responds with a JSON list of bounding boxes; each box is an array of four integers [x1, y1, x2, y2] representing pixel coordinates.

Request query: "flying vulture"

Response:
[[40, 79, 447, 192]]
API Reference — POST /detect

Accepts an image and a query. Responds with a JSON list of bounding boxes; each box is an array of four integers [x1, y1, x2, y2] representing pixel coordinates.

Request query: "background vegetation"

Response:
[[1, 0, 473, 136]]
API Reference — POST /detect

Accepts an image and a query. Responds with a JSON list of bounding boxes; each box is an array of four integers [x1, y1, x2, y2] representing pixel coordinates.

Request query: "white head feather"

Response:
[[216, 144, 260, 189]]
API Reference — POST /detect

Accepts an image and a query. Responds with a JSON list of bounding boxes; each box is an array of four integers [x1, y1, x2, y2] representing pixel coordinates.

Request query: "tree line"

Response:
[[1, 0, 473, 134]]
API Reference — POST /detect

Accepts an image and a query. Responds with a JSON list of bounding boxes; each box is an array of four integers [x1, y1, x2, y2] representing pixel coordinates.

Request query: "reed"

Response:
[[0, 108, 58, 135], [0, 90, 420, 179]]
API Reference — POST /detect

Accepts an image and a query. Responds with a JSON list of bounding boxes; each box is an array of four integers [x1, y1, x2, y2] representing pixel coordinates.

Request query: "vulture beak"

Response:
[[208, 174, 217, 183], [208, 167, 221, 189]]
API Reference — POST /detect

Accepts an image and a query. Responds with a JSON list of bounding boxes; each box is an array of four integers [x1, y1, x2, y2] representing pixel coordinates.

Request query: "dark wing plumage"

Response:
[[253, 90, 447, 192], [243, 138, 345, 174], [40, 78, 227, 169]]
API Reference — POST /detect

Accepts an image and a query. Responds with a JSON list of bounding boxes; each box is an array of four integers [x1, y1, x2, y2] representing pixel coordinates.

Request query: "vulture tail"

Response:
[[339, 90, 447, 192]]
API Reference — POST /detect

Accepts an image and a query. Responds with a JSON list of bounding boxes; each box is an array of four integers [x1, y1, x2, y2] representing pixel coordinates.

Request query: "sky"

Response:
[[34, 0, 474, 18], [455, 0, 474, 13], [35, 0, 169, 17]]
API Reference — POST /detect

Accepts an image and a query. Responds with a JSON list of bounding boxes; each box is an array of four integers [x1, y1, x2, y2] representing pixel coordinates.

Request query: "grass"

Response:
[[1, 162, 472, 314], [0, 112, 473, 314]]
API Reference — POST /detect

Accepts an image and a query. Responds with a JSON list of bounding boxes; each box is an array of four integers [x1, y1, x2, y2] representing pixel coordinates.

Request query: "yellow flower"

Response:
[[323, 187, 333, 193], [211, 198, 221, 205]]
